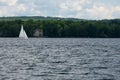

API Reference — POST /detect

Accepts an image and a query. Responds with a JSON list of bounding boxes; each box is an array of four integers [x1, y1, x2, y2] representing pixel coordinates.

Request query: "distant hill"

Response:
[[0, 16, 85, 21]]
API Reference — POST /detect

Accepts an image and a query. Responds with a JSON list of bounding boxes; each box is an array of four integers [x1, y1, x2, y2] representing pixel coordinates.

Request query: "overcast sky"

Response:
[[0, 0, 120, 19]]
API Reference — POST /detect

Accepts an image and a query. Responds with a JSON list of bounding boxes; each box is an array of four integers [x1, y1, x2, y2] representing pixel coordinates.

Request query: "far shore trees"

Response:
[[0, 18, 120, 38]]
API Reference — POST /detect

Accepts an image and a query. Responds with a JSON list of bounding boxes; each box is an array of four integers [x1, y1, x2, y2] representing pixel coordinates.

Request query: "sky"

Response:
[[0, 0, 120, 20]]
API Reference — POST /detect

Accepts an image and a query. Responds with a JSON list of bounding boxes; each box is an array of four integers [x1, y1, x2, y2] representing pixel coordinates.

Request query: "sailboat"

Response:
[[19, 25, 28, 39]]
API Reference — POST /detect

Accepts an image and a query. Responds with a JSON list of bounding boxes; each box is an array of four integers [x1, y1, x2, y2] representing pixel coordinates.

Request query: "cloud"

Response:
[[86, 4, 120, 19], [0, 0, 120, 19], [0, 0, 17, 6], [86, 5, 112, 19], [59, 0, 91, 18], [60, 0, 83, 11], [0, 0, 42, 16]]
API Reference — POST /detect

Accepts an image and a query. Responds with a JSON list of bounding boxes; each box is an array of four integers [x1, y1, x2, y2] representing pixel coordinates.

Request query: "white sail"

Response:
[[19, 25, 28, 39]]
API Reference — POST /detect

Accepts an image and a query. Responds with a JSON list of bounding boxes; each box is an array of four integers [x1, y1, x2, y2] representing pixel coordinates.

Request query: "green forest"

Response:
[[0, 16, 120, 38]]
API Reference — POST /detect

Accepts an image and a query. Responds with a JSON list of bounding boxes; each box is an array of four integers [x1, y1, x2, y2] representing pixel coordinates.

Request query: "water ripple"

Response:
[[0, 38, 120, 80]]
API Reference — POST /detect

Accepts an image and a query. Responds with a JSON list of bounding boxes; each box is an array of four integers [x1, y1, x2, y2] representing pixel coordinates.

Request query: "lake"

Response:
[[0, 38, 120, 80]]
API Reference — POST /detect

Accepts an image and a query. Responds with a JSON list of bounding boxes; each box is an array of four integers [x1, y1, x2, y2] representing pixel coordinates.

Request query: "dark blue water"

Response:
[[0, 38, 120, 80]]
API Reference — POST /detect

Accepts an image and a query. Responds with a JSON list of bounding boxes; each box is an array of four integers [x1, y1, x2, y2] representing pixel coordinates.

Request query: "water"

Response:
[[0, 38, 120, 80]]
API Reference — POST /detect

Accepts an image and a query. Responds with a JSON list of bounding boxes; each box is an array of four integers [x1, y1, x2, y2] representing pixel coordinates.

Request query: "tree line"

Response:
[[0, 19, 120, 38]]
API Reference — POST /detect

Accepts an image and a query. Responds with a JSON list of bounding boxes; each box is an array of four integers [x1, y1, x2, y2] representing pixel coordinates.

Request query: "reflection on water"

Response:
[[0, 38, 120, 80]]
